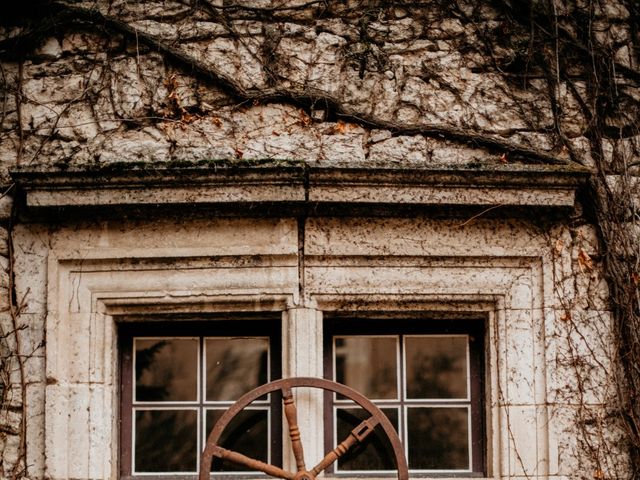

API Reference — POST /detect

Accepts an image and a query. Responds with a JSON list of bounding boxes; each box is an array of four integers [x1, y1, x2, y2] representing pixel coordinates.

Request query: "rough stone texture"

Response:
[[12, 214, 612, 480], [0, 0, 637, 479], [2, 1, 623, 171]]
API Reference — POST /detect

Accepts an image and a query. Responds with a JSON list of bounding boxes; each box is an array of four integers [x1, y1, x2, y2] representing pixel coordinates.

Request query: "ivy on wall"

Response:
[[0, 1, 638, 478]]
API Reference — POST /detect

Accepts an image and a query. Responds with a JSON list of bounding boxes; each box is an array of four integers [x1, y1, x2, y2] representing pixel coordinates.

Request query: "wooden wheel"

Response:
[[199, 377, 408, 480]]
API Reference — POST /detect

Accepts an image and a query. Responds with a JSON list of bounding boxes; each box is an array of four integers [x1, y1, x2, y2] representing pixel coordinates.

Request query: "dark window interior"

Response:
[[119, 319, 281, 478], [324, 317, 485, 476]]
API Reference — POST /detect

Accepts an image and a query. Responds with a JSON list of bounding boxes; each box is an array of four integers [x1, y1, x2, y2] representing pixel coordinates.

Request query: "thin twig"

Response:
[[455, 204, 505, 228]]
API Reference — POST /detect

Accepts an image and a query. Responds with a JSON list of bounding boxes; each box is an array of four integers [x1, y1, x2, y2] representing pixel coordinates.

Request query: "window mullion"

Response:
[[198, 336, 203, 475], [399, 334, 406, 463]]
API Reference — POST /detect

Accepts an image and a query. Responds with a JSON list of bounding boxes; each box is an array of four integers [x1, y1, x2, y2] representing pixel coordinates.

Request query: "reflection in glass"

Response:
[[407, 407, 469, 470], [206, 338, 269, 401], [336, 407, 398, 471], [405, 336, 468, 399], [335, 337, 398, 399], [135, 338, 198, 402], [207, 409, 269, 471], [135, 409, 198, 472]]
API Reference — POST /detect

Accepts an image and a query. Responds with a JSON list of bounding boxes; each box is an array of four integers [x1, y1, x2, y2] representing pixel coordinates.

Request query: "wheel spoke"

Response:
[[310, 416, 380, 476], [211, 445, 295, 480], [282, 387, 307, 472]]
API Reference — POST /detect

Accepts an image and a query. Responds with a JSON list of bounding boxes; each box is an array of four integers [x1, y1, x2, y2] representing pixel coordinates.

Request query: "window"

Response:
[[119, 316, 484, 477], [324, 318, 485, 475], [119, 320, 282, 478]]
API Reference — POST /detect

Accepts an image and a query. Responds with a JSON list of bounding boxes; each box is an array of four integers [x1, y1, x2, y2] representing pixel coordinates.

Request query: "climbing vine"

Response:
[[0, 0, 638, 478]]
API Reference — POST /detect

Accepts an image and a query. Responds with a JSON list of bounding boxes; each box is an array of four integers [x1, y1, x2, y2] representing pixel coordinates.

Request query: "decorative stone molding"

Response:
[[42, 219, 300, 479], [11, 162, 588, 212], [9, 160, 589, 480], [8, 212, 565, 480]]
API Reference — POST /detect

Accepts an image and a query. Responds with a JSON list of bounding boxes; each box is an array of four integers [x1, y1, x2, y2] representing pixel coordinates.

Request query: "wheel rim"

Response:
[[199, 377, 409, 480]]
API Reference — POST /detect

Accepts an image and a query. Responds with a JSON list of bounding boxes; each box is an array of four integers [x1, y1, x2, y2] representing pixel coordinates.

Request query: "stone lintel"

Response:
[[10, 162, 589, 211]]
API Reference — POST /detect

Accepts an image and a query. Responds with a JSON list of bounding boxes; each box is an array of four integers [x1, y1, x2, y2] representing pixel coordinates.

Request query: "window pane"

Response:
[[336, 407, 399, 471], [405, 336, 468, 399], [206, 338, 269, 401], [407, 407, 469, 470], [207, 408, 269, 472], [135, 338, 198, 402], [134, 409, 198, 473], [335, 337, 398, 399]]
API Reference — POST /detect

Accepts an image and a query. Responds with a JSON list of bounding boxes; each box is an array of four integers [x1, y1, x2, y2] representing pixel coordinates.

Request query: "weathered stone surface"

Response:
[[0, 1, 635, 479], [96, 127, 172, 163], [549, 405, 630, 479], [547, 309, 615, 405], [367, 135, 429, 163], [607, 175, 640, 210], [61, 32, 119, 54], [569, 136, 595, 167], [0, 2, 606, 169], [232, 104, 305, 138], [307, 33, 347, 95], [430, 141, 495, 165], [33, 38, 62, 60], [367, 129, 392, 144], [571, 224, 601, 256], [315, 19, 359, 40], [205, 36, 268, 90], [110, 54, 166, 119], [24, 382, 45, 478], [242, 132, 320, 161], [319, 132, 365, 163], [0, 227, 8, 256], [22, 71, 88, 106], [0, 432, 22, 476], [0, 287, 9, 313], [0, 136, 18, 184]]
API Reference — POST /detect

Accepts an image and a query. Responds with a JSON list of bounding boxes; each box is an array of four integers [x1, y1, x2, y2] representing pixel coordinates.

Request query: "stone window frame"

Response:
[[11, 162, 584, 480], [41, 245, 549, 480]]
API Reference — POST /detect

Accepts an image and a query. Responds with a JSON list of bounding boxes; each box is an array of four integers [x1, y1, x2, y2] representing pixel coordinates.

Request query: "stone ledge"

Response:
[[10, 161, 589, 212]]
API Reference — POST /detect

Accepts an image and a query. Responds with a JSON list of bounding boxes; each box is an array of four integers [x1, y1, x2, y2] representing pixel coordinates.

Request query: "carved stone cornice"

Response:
[[10, 160, 589, 215]]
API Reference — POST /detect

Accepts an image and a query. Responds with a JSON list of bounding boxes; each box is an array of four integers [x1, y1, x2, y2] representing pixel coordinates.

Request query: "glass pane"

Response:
[[405, 336, 468, 399], [335, 337, 398, 399], [134, 409, 198, 473], [207, 409, 269, 472], [135, 338, 198, 402], [407, 407, 469, 470], [336, 407, 398, 471], [206, 338, 269, 401]]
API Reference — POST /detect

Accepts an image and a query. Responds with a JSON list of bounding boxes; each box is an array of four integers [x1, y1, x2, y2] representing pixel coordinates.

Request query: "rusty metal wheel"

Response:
[[199, 377, 408, 480]]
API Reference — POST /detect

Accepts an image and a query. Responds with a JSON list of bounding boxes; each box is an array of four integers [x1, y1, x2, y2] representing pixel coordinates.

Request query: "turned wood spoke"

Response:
[[282, 387, 307, 472], [200, 378, 408, 480], [310, 416, 380, 476], [211, 445, 295, 480]]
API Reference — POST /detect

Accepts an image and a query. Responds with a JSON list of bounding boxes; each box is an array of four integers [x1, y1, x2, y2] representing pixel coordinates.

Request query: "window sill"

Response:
[[121, 475, 488, 480]]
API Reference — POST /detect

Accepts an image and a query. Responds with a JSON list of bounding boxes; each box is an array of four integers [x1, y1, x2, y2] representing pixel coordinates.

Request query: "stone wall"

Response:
[[2, 0, 634, 173], [7, 212, 618, 480], [0, 0, 638, 478]]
